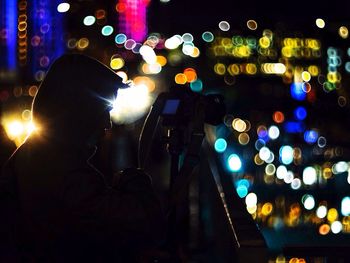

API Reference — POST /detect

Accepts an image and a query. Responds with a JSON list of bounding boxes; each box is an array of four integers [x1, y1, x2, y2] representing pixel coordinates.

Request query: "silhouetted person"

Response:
[[0, 54, 166, 262]]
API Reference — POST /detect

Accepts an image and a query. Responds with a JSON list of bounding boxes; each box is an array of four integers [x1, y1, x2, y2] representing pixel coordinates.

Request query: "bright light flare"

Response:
[[110, 84, 153, 124]]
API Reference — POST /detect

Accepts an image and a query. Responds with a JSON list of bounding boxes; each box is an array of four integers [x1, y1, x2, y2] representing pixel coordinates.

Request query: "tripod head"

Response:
[[138, 85, 226, 169]]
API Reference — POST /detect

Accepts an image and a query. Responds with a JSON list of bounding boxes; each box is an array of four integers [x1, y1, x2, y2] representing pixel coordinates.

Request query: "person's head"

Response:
[[31, 53, 128, 148]]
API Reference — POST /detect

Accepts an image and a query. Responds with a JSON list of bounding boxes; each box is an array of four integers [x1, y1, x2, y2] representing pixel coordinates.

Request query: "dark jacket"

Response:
[[0, 54, 166, 262]]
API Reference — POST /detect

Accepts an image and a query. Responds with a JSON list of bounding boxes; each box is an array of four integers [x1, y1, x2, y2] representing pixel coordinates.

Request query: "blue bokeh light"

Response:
[[294, 106, 307, 120], [214, 138, 227, 153], [290, 82, 307, 101]]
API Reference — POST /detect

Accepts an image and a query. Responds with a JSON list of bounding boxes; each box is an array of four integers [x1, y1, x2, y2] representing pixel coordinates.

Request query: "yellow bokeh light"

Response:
[[232, 118, 246, 132], [247, 205, 257, 214], [175, 73, 187, 85], [339, 26, 349, 39], [238, 133, 250, 145], [261, 202, 273, 216], [214, 63, 226, 75], [308, 65, 319, 76], [246, 63, 257, 75], [254, 154, 264, 165], [327, 208, 338, 222], [327, 72, 341, 83], [228, 64, 240, 75], [301, 71, 311, 82], [110, 57, 125, 70], [259, 36, 270, 48], [316, 18, 325, 28], [21, 110, 31, 121], [190, 47, 200, 58], [77, 38, 89, 50], [156, 55, 167, 66]]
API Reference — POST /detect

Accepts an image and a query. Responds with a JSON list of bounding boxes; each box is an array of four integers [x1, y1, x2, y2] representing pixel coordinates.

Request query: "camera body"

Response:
[[160, 86, 226, 128]]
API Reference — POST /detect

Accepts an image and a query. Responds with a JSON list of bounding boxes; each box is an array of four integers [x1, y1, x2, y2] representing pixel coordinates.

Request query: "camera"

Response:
[[138, 85, 226, 168]]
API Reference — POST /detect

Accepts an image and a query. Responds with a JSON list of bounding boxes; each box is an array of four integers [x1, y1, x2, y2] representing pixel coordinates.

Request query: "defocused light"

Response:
[[257, 125, 268, 139], [246, 20, 257, 30], [140, 45, 157, 64], [133, 76, 156, 92], [303, 166, 317, 185], [294, 106, 307, 120], [341, 197, 350, 216], [259, 36, 270, 48], [268, 125, 280, 140], [245, 192, 257, 208], [124, 39, 137, 50], [332, 161, 349, 174], [21, 110, 31, 121], [261, 202, 273, 216], [228, 154, 242, 172], [233, 118, 246, 132], [156, 56, 167, 66], [165, 35, 182, 49], [273, 111, 285, 123], [276, 165, 288, 180], [339, 26, 349, 39], [316, 205, 327, 218], [110, 57, 125, 70], [236, 185, 248, 198], [331, 221, 342, 234], [57, 3, 70, 13], [255, 139, 265, 151], [254, 154, 264, 165], [182, 43, 195, 56], [190, 79, 203, 92], [115, 33, 127, 44], [110, 84, 153, 124], [327, 208, 338, 222], [77, 38, 89, 50], [279, 145, 293, 165], [302, 82, 312, 93], [202, 31, 214, 42], [301, 71, 311, 82], [184, 68, 197, 82], [175, 73, 187, 84], [182, 33, 193, 43], [214, 138, 227, 153], [265, 152, 274, 164], [259, 147, 271, 162], [302, 194, 315, 210], [319, 224, 330, 235], [219, 21, 230, 31], [101, 25, 114, 36], [7, 121, 24, 138], [290, 178, 301, 189], [317, 136, 327, 148], [265, 164, 276, 175], [284, 121, 304, 133], [116, 71, 128, 82], [316, 18, 325, 28], [304, 130, 318, 144], [291, 82, 306, 101], [238, 133, 250, 145]]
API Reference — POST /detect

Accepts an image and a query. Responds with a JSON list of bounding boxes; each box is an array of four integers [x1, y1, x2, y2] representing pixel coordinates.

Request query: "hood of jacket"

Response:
[[31, 53, 127, 147]]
